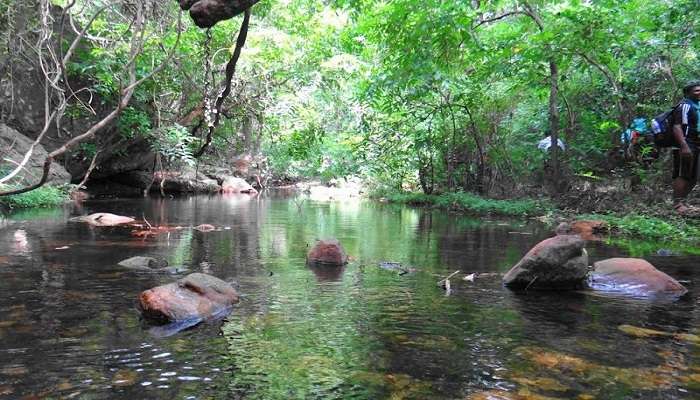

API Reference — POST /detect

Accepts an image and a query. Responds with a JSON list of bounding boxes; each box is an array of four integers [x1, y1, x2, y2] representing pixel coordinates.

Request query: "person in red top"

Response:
[[671, 81, 700, 216]]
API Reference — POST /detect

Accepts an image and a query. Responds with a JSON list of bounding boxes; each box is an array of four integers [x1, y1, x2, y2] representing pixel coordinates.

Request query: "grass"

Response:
[[372, 190, 550, 217], [580, 212, 700, 244], [369, 189, 700, 248], [0, 184, 70, 209]]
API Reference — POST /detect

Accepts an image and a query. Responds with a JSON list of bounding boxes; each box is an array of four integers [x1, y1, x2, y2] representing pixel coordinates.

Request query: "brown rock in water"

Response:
[[503, 235, 588, 290], [555, 220, 608, 240], [178, 0, 260, 28], [590, 258, 687, 297], [138, 273, 239, 323], [307, 239, 349, 266], [70, 213, 135, 226]]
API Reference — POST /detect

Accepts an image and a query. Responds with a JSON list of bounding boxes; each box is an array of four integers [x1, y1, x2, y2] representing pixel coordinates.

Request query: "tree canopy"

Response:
[[1, 0, 699, 196]]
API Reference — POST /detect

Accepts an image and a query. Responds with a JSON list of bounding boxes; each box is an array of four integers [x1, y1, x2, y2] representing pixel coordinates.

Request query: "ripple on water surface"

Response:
[[0, 196, 699, 399]]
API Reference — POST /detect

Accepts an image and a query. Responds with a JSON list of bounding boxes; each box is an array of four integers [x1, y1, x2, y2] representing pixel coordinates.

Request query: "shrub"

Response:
[[372, 190, 548, 217], [0, 185, 70, 209]]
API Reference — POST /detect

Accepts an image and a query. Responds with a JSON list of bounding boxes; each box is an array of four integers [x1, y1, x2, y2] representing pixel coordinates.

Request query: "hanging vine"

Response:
[[193, 8, 251, 158]]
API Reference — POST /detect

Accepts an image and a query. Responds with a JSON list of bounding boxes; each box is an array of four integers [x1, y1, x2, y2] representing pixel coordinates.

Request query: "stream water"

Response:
[[0, 194, 698, 399]]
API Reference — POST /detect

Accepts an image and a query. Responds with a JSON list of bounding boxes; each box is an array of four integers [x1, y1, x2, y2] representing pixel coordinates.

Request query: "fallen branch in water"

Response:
[[142, 213, 153, 230], [437, 270, 460, 287]]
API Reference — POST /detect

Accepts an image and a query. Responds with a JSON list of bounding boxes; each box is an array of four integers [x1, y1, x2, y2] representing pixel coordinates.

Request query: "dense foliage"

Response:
[[2, 0, 699, 196]]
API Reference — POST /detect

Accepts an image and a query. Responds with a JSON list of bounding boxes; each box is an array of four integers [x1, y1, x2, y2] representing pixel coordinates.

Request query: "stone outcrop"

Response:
[[220, 176, 257, 194], [69, 213, 135, 226], [177, 0, 261, 28], [503, 235, 589, 290], [307, 239, 349, 266], [590, 258, 687, 297], [0, 124, 71, 186], [109, 169, 220, 194], [138, 273, 239, 324]]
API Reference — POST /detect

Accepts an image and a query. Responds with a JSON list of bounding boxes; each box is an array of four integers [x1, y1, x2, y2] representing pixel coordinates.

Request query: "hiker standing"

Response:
[[672, 81, 700, 215]]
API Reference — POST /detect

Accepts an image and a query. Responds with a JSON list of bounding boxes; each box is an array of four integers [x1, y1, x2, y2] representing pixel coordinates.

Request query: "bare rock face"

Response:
[[0, 124, 71, 186], [503, 235, 589, 290], [109, 169, 220, 194], [307, 239, 349, 266], [138, 273, 239, 324], [69, 213, 135, 226], [177, 0, 261, 28], [590, 258, 687, 297]]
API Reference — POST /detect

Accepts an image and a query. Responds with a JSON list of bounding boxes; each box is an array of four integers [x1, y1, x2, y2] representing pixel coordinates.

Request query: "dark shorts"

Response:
[[673, 144, 700, 181]]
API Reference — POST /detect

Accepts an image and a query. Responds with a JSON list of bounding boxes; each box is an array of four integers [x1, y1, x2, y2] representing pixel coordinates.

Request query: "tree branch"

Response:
[[0, 5, 183, 197], [194, 8, 251, 158]]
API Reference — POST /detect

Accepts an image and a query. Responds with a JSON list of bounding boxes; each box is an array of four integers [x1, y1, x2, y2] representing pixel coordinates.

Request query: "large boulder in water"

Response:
[[221, 176, 257, 194], [307, 239, 349, 266], [590, 258, 687, 297], [138, 273, 239, 324], [70, 213, 135, 226], [503, 235, 588, 290]]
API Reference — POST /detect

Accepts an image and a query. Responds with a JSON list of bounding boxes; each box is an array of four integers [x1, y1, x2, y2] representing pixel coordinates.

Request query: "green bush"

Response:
[[0, 185, 70, 209], [582, 213, 700, 243]]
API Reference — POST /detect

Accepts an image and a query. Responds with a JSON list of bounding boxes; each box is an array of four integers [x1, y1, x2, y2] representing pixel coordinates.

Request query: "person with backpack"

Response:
[[671, 81, 700, 216]]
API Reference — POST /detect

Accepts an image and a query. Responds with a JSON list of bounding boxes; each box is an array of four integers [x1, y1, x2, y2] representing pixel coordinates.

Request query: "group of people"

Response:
[[670, 81, 700, 216]]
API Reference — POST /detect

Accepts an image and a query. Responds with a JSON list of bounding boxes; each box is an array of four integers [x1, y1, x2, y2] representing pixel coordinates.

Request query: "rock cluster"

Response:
[[503, 235, 687, 298]]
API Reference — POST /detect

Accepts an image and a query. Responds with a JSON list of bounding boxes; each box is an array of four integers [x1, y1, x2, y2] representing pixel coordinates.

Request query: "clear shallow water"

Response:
[[0, 194, 698, 399]]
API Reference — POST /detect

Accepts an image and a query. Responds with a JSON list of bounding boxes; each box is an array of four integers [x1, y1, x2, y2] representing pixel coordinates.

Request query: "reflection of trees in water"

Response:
[[414, 209, 540, 273], [181, 195, 264, 280]]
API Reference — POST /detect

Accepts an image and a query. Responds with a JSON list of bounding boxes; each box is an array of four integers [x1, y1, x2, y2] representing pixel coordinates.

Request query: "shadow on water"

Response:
[[0, 193, 698, 399]]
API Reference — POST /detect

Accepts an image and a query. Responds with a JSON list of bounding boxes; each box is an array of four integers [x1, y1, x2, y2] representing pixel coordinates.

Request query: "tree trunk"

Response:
[[548, 60, 561, 195]]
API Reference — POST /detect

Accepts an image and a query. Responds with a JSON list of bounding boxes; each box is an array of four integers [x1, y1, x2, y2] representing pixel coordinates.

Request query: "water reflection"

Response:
[[0, 194, 698, 399], [308, 264, 345, 282]]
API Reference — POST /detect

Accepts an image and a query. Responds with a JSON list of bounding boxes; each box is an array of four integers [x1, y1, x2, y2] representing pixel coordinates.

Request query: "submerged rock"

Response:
[[70, 213, 135, 226], [307, 239, 349, 266], [118, 256, 168, 271], [158, 265, 190, 275], [503, 235, 588, 290], [589, 258, 687, 297], [618, 324, 700, 343], [138, 272, 239, 326], [378, 261, 416, 275]]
